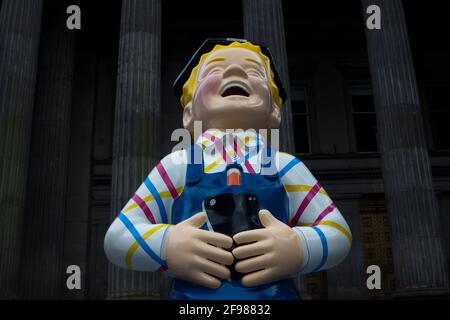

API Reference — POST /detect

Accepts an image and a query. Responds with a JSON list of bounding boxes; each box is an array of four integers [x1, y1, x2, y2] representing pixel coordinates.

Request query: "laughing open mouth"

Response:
[[221, 82, 250, 97]]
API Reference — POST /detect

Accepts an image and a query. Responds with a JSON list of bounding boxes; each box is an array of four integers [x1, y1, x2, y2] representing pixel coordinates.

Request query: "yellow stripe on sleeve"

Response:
[[123, 187, 184, 213], [125, 224, 171, 270], [297, 221, 352, 243], [284, 184, 329, 197]]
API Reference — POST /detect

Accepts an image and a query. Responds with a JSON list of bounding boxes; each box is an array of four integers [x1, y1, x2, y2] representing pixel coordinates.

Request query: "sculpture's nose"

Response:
[[222, 63, 248, 79]]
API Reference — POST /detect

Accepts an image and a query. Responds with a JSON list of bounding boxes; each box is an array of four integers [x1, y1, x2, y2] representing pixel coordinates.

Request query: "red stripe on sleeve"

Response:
[[156, 162, 179, 199], [312, 203, 337, 226], [132, 193, 157, 224], [289, 182, 322, 227]]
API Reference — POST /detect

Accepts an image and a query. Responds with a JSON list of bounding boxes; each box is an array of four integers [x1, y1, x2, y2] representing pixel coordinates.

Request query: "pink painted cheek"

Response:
[[194, 75, 222, 103]]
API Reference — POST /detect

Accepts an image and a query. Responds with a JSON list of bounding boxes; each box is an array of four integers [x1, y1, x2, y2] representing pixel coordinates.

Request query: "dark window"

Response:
[[425, 85, 450, 151], [291, 87, 311, 154], [351, 88, 377, 152]]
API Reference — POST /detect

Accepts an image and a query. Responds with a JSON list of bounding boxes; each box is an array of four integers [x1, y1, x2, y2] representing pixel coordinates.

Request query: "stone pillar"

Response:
[[362, 0, 449, 296], [242, 0, 295, 153], [109, 0, 164, 298], [62, 33, 98, 300], [0, 0, 43, 298], [18, 2, 76, 299]]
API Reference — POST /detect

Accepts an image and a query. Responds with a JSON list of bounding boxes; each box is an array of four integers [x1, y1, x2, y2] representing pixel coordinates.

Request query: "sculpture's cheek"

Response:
[[194, 75, 222, 102]]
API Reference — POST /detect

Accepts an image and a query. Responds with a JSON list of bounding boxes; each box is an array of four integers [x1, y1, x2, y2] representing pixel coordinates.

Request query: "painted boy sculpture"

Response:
[[104, 39, 352, 299]]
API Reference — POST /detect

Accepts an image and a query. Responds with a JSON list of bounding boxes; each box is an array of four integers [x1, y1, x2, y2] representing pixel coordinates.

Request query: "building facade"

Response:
[[0, 0, 449, 299]]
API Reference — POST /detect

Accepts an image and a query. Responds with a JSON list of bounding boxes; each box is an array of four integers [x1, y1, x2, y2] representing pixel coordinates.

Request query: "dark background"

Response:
[[0, 0, 449, 300]]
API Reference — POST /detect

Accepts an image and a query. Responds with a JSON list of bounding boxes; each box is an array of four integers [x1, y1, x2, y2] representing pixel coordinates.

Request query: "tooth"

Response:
[[222, 82, 249, 94]]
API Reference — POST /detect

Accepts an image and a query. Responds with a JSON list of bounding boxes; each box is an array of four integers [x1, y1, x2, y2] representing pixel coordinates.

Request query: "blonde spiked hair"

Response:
[[180, 41, 283, 108]]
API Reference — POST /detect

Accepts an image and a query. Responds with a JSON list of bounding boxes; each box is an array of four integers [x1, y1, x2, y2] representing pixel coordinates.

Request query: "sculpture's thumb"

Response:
[[259, 209, 279, 227], [181, 211, 207, 228]]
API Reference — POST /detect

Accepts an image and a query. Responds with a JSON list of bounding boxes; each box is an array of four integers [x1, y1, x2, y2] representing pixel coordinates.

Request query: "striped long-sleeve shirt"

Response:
[[104, 129, 352, 275]]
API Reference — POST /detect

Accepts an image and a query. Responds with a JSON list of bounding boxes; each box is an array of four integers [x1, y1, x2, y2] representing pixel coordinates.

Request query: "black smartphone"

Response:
[[203, 192, 262, 237], [203, 192, 262, 280]]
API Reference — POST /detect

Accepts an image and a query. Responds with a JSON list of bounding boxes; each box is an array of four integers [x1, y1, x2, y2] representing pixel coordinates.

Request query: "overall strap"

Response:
[[260, 147, 279, 179], [186, 144, 204, 186]]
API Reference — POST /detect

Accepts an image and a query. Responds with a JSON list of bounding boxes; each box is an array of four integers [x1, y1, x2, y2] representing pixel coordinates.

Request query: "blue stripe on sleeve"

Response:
[[144, 177, 168, 223], [118, 213, 166, 267], [279, 157, 301, 178], [311, 226, 328, 272]]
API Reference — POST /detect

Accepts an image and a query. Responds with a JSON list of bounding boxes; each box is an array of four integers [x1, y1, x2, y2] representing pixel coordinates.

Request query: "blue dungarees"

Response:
[[169, 145, 300, 300]]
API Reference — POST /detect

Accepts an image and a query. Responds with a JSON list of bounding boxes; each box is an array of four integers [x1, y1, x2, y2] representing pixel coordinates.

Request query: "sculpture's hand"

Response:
[[166, 212, 234, 288], [232, 209, 303, 287]]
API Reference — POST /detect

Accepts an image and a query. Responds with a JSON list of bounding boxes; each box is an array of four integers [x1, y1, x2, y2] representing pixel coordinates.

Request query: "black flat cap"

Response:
[[173, 38, 287, 107]]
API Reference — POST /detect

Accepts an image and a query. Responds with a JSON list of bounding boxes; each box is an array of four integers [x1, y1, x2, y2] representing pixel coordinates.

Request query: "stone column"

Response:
[[109, 0, 164, 299], [242, 0, 295, 153], [0, 0, 43, 298], [362, 0, 449, 296], [62, 32, 98, 300], [18, 2, 76, 299]]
